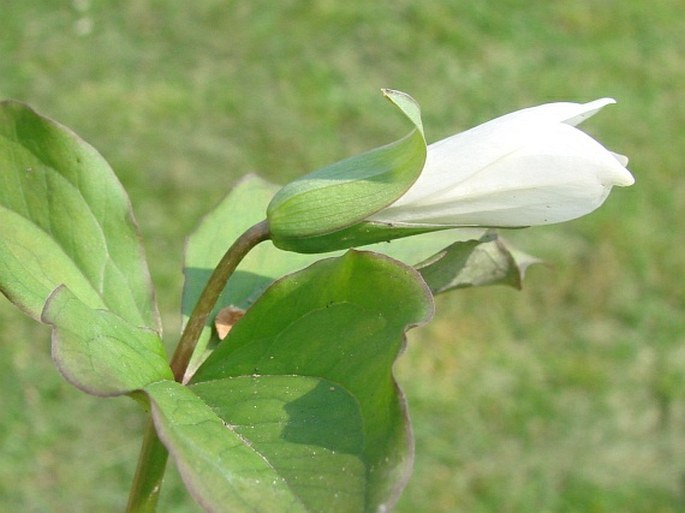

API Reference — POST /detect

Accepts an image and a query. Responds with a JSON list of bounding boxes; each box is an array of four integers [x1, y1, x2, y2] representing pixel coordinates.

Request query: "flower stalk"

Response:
[[170, 219, 270, 382], [125, 417, 169, 513]]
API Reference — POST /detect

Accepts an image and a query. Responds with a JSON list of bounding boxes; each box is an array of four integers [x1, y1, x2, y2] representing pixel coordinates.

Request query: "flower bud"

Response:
[[268, 93, 634, 254]]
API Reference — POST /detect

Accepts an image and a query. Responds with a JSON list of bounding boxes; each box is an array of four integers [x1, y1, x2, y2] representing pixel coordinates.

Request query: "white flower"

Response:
[[368, 98, 635, 227]]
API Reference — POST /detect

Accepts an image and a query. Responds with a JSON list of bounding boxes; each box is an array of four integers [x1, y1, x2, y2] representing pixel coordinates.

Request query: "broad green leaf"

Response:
[[182, 174, 479, 377], [167, 251, 434, 513], [0, 101, 159, 329], [43, 286, 172, 396], [416, 231, 542, 293], [0, 101, 168, 395], [0, 100, 160, 331], [267, 90, 427, 244]]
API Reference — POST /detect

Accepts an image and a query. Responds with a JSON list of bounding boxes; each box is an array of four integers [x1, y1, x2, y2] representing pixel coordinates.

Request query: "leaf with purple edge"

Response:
[[151, 251, 434, 513], [0, 101, 168, 396]]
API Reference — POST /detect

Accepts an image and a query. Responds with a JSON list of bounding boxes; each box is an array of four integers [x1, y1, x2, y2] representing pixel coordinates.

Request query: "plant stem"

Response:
[[125, 220, 270, 512], [170, 219, 270, 382], [125, 417, 169, 513]]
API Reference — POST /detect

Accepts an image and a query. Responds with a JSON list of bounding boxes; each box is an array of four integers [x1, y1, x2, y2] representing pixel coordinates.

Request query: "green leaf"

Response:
[[267, 90, 427, 244], [182, 174, 479, 375], [0, 100, 160, 330], [164, 251, 434, 513], [0, 101, 168, 395], [43, 286, 172, 396], [416, 231, 542, 293]]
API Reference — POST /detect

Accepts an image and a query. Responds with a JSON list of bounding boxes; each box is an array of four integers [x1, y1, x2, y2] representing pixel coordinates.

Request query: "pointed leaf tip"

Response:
[[382, 89, 424, 137]]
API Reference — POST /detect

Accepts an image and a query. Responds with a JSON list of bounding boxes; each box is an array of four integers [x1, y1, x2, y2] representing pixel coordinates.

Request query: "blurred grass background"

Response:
[[1, 0, 683, 511]]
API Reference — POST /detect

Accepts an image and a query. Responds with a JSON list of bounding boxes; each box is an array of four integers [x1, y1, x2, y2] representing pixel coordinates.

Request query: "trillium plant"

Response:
[[0, 90, 633, 513]]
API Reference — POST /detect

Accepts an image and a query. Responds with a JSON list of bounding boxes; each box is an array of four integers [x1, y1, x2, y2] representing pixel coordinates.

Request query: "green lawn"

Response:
[[1, 1, 684, 512]]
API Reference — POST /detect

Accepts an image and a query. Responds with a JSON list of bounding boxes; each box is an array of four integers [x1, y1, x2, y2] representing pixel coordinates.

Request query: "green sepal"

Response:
[[416, 231, 543, 293], [267, 90, 427, 246], [271, 220, 451, 254]]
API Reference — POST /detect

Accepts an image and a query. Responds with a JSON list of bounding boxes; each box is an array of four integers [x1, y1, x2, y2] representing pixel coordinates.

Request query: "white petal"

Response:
[[370, 158, 612, 227], [561, 98, 616, 126], [370, 123, 633, 227], [369, 97, 632, 229], [474, 97, 615, 128], [391, 98, 620, 208]]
